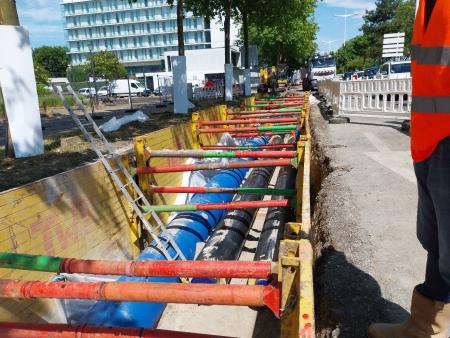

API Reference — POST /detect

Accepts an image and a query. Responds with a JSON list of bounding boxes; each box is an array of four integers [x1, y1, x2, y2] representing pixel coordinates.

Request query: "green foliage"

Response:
[[34, 64, 50, 85], [336, 0, 415, 71], [33, 46, 68, 77], [361, 0, 414, 62], [67, 65, 88, 82], [247, 0, 318, 68], [391, 0, 416, 55], [85, 51, 127, 80], [36, 84, 52, 95], [335, 35, 375, 73], [38, 95, 76, 109]]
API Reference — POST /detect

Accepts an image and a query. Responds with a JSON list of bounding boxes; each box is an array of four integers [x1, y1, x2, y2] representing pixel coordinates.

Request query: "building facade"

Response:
[[61, 0, 215, 75]]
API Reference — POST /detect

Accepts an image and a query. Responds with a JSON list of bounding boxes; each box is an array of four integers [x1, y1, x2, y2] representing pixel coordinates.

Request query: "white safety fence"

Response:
[[318, 78, 412, 120], [193, 84, 243, 101]]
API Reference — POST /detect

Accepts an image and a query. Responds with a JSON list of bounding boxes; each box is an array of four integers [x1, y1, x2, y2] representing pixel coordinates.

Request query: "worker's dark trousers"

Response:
[[414, 136, 450, 303]]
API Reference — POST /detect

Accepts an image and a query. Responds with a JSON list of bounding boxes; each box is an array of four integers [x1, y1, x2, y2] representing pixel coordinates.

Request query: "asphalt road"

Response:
[[311, 103, 427, 337]]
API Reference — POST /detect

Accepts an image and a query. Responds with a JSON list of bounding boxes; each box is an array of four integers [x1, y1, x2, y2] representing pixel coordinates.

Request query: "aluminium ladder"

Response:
[[54, 85, 187, 264]]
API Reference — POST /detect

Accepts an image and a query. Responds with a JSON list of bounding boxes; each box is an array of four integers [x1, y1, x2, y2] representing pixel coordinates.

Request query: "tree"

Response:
[[165, 0, 185, 56], [361, 0, 403, 62], [34, 64, 50, 84], [391, 0, 415, 55], [335, 35, 374, 73], [246, 0, 318, 68], [186, 0, 236, 64], [85, 51, 127, 81], [67, 65, 88, 83], [33, 46, 68, 77]]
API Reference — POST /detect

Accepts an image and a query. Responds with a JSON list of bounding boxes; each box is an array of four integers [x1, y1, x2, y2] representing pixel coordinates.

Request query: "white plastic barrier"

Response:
[[318, 78, 412, 119], [193, 84, 244, 101]]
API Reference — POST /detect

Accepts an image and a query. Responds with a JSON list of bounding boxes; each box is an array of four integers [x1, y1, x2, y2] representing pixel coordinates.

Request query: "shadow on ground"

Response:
[[315, 249, 409, 338]]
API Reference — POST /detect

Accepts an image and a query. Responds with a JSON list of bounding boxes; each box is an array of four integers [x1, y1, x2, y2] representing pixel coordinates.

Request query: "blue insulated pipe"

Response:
[[82, 136, 269, 328]]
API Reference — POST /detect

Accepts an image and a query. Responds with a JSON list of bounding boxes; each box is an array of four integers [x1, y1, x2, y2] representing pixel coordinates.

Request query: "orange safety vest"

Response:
[[411, 0, 450, 162]]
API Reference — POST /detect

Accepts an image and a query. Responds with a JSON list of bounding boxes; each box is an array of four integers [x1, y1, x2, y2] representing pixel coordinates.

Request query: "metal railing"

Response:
[[318, 78, 412, 119]]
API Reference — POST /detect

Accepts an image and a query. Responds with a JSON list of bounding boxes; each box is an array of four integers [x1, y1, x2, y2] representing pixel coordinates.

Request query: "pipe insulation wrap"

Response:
[[82, 136, 269, 329]]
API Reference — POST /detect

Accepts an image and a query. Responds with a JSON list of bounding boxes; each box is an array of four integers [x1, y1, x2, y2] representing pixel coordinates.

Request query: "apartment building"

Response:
[[61, 0, 218, 75]]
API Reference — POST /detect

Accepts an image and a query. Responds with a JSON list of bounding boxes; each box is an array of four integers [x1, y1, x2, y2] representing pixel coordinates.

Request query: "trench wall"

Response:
[[0, 104, 224, 323]]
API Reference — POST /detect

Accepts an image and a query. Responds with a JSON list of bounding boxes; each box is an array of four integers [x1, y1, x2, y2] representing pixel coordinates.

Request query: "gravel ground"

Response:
[[310, 101, 426, 337]]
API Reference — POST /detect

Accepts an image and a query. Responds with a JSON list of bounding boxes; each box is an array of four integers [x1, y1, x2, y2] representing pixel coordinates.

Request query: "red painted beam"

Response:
[[59, 259, 273, 279], [199, 117, 297, 126], [194, 199, 291, 211], [136, 158, 293, 174], [230, 109, 301, 114], [230, 112, 303, 119], [230, 132, 294, 138], [201, 144, 296, 150], [254, 100, 304, 104], [0, 322, 229, 338], [197, 126, 295, 134], [265, 102, 303, 109], [0, 279, 280, 316]]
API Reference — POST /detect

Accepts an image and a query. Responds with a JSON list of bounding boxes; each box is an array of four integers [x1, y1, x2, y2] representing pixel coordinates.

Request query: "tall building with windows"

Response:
[[61, 0, 215, 75]]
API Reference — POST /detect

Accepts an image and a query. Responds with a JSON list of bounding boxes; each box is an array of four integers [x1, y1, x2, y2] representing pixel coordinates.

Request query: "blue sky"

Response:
[[17, 0, 376, 51], [16, 0, 65, 48], [316, 0, 376, 53]]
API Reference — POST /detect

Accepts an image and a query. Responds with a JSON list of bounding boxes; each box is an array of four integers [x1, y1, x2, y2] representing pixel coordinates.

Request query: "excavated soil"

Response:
[[310, 101, 412, 338]]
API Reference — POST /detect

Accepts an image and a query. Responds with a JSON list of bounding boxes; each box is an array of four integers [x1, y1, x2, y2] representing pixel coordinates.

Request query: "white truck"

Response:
[[303, 54, 336, 91], [378, 60, 411, 79], [109, 79, 146, 97]]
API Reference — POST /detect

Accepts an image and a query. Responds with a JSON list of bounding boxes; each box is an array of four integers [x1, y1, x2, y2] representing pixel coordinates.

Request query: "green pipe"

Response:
[[152, 204, 197, 213], [0, 252, 62, 272], [203, 151, 236, 158], [257, 125, 296, 132]]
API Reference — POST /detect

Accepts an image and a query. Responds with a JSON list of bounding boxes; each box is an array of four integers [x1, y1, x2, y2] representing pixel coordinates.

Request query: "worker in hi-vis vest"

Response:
[[369, 0, 450, 337]]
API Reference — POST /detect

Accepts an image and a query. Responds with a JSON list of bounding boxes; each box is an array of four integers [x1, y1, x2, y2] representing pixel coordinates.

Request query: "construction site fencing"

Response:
[[193, 84, 244, 101], [318, 78, 412, 119]]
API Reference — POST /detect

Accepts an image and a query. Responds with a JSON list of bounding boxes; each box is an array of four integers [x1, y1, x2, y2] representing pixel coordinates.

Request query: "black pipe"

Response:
[[194, 136, 283, 266], [254, 165, 296, 263]]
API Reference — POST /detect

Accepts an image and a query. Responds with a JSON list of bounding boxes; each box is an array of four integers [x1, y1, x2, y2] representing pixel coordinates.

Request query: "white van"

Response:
[[378, 60, 411, 79], [109, 79, 146, 97]]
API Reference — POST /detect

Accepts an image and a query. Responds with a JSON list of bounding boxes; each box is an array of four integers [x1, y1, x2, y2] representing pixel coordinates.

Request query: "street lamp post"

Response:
[[334, 9, 360, 46], [321, 40, 337, 54]]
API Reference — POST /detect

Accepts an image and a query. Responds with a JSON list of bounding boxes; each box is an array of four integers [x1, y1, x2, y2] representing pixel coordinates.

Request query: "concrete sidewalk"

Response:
[[311, 104, 427, 337]]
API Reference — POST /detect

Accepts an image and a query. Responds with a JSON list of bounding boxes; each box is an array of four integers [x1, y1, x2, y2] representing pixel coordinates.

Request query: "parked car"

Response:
[[343, 71, 353, 81], [364, 66, 380, 79], [109, 79, 146, 97], [97, 86, 109, 97], [377, 60, 411, 79], [78, 87, 96, 97]]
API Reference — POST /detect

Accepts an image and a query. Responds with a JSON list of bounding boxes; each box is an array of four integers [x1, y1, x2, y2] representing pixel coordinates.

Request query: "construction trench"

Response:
[[0, 91, 316, 337]]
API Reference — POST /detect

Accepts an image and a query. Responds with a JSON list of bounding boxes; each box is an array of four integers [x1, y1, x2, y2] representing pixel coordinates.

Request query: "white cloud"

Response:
[[16, 0, 65, 46], [322, 0, 376, 10], [19, 7, 61, 22]]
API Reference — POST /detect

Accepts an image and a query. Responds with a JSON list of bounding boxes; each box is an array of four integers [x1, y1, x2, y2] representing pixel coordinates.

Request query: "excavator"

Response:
[[258, 65, 289, 93]]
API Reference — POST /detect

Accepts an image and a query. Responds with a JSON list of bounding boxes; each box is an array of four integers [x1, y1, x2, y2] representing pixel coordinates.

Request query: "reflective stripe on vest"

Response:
[[412, 96, 450, 113], [411, 44, 450, 65], [411, 0, 450, 162]]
